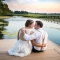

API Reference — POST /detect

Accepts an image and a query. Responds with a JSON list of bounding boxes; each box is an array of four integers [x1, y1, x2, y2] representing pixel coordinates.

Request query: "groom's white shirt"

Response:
[[23, 28, 48, 51]]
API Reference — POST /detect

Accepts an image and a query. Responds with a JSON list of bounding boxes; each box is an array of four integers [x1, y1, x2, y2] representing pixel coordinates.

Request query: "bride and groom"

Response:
[[8, 19, 48, 57]]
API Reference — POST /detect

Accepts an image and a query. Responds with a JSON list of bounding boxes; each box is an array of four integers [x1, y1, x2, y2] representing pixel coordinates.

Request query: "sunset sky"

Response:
[[5, 0, 60, 13]]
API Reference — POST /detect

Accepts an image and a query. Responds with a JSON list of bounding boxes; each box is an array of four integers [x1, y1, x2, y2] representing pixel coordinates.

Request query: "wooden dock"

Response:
[[0, 39, 60, 60]]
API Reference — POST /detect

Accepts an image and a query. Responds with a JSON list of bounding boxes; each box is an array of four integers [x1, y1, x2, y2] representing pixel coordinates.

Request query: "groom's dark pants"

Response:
[[32, 46, 44, 52]]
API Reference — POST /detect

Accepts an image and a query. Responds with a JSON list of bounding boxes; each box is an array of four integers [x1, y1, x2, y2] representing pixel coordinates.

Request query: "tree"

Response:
[[0, 0, 12, 15], [14, 11, 28, 14]]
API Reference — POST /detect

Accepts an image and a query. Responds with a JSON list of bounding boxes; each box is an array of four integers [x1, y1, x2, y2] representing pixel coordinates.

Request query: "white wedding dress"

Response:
[[8, 29, 32, 57]]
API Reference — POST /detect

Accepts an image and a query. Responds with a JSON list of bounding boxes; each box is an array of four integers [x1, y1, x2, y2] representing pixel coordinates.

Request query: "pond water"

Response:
[[0, 16, 60, 46]]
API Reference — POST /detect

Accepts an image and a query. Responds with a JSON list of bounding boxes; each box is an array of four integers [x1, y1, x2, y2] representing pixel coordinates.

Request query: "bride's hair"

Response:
[[25, 19, 34, 27]]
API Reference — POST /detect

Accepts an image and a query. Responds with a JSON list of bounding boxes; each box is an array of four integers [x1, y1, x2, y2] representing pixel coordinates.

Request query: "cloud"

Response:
[[5, 0, 60, 4], [5, 0, 60, 13]]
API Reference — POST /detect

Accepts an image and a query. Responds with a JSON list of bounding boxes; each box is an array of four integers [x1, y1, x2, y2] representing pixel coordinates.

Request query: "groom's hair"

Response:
[[25, 19, 34, 27], [36, 21, 43, 28]]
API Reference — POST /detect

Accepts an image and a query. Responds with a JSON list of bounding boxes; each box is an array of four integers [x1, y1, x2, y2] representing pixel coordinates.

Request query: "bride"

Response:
[[8, 19, 35, 57]]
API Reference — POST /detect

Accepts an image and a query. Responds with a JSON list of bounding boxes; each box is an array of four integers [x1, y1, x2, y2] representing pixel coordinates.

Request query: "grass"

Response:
[[0, 26, 2, 28], [13, 14, 44, 18], [13, 14, 60, 19], [0, 22, 3, 24], [0, 16, 12, 19], [1, 30, 18, 37], [0, 13, 60, 19]]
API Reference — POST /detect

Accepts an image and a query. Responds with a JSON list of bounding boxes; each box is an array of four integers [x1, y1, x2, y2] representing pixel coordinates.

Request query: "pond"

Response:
[[0, 16, 60, 46]]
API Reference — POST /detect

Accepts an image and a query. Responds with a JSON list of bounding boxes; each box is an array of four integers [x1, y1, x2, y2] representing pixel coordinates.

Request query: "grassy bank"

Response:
[[13, 14, 41, 18], [0, 16, 13, 19], [0, 13, 60, 19], [13, 14, 60, 19]]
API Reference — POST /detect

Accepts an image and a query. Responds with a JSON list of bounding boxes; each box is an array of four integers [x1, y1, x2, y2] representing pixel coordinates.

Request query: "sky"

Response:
[[5, 0, 60, 13]]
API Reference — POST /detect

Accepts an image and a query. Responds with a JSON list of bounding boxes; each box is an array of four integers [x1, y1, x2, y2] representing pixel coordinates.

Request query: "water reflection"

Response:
[[43, 19, 60, 24], [50, 27, 60, 31], [0, 16, 60, 46], [0, 19, 8, 39]]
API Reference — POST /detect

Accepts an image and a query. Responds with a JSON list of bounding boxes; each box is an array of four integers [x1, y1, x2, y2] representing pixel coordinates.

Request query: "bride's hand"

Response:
[[30, 31, 34, 34]]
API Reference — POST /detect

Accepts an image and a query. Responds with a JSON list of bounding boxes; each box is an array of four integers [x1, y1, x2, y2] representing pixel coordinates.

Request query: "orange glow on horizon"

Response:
[[7, 2, 60, 13]]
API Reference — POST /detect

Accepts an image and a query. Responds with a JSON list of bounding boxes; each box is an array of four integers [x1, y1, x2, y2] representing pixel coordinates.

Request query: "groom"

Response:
[[22, 21, 48, 52]]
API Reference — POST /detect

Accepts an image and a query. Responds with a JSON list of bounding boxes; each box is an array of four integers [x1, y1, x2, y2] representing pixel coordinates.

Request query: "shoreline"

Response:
[[48, 40, 60, 48], [0, 15, 60, 19]]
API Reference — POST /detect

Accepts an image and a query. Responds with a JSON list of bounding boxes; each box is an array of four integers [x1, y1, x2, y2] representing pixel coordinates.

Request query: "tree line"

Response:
[[14, 11, 28, 14], [0, 0, 12, 15]]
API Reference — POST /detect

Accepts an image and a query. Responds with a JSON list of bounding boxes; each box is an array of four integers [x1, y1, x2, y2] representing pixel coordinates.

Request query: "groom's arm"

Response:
[[23, 32, 37, 40], [31, 40, 46, 47], [22, 29, 38, 40]]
